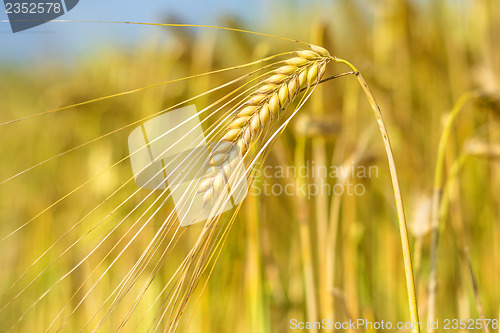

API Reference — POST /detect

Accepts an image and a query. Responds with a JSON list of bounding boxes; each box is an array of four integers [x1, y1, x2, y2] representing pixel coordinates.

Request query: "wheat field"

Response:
[[1, 0, 499, 332]]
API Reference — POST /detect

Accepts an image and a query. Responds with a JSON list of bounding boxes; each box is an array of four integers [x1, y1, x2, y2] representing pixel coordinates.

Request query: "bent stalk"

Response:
[[335, 58, 420, 333]]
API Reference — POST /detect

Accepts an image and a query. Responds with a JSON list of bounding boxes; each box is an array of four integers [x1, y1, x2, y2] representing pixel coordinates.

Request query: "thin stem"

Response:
[[335, 58, 420, 333], [295, 134, 318, 331], [464, 247, 491, 333], [438, 149, 491, 333], [437, 153, 468, 240], [427, 91, 477, 332]]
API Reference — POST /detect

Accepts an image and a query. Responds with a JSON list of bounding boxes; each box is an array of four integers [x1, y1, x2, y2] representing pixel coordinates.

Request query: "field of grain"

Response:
[[1, 1, 499, 332]]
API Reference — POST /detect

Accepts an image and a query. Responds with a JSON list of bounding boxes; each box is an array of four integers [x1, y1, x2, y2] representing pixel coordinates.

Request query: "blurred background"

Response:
[[0, 0, 499, 332]]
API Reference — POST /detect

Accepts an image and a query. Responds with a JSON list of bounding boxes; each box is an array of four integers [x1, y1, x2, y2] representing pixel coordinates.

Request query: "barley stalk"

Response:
[[427, 91, 477, 332], [335, 58, 421, 333]]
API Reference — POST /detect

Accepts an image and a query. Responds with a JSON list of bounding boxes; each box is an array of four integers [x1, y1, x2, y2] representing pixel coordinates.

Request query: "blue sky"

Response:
[[0, 0, 266, 62]]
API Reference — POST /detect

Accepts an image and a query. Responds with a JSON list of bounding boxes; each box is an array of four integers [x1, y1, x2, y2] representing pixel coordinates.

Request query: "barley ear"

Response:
[[199, 45, 332, 207]]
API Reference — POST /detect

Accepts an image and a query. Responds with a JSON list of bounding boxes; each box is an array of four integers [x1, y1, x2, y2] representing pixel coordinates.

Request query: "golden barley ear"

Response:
[[199, 45, 331, 206]]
